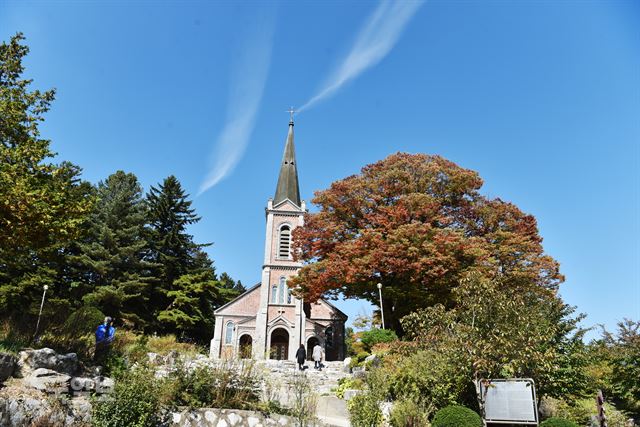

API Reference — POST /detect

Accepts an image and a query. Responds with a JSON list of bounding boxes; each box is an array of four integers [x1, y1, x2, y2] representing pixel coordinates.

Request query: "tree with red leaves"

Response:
[[291, 153, 563, 335]]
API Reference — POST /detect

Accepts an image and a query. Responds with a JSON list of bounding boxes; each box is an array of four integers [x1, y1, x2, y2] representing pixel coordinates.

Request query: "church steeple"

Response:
[[273, 117, 301, 207]]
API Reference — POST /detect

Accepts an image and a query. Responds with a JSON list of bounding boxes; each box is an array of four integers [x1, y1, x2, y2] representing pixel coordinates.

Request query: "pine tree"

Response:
[[70, 171, 156, 328], [146, 176, 208, 332], [219, 272, 246, 294]]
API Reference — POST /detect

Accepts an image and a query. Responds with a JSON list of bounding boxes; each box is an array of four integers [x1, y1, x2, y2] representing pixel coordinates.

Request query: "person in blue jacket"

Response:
[[94, 317, 116, 364]]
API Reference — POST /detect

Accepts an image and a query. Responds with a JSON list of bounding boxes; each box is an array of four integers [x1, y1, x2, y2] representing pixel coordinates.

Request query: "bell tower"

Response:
[[253, 116, 306, 359]]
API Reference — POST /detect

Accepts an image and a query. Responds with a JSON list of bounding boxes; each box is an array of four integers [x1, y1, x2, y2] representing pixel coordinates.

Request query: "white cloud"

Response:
[[199, 17, 275, 195], [299, 0, 424, 113]]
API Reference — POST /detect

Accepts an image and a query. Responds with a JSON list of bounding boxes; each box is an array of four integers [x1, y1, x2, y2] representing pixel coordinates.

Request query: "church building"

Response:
[[210, 118, 347, 361]]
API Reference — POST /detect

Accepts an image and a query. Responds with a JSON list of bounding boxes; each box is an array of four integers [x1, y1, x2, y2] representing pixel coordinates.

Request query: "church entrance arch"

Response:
[[239, 334, 252, 359], [270, 328, 289, 360], [306, 336, 320, 361]]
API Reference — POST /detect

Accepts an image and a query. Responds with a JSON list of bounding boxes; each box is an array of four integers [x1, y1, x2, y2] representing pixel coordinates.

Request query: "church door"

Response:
[[270, 328, 289, 360], [306, 337, 320, 361]]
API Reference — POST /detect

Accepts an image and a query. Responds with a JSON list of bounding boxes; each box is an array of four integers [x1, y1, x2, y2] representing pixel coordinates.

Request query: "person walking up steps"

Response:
[[296, 344, 306, 371], [313, 343, 323, 370]]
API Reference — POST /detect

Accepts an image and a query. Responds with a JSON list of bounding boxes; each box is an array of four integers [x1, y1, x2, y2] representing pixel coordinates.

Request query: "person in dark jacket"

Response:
[[295, 344, 306, 371]]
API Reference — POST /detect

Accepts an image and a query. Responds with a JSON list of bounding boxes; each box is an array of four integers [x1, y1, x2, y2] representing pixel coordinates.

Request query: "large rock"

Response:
[[0, 352, 16, 382], [342, 357, 352, 373], [24, 368, 71, 392], [364, 354, 381, 368], [16, 348, 79, 377]]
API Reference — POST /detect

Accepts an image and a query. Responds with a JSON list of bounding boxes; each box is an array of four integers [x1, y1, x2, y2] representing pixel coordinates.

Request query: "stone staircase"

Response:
[[257, 360, 351, 427], [258, 360, 348, 395]]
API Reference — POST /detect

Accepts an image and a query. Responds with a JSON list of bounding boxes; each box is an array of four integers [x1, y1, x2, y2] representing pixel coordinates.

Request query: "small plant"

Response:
[[539, 417, 578, 427], [431, 405, 482, 427], [390, 398, 432, 427], [288, 372, 318, 427]]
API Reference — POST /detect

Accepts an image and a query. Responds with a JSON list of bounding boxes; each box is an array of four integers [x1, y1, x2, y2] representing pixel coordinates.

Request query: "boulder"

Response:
[[24, 368, 71, 392], [0, 352, 16, 382], [351, 366, 366, 379], [16, 348, 79, 377], [343, 389, 363, 401], [342, 357, 352, 373], [364, 354, 381, 368], [94, 375, 115, 394]]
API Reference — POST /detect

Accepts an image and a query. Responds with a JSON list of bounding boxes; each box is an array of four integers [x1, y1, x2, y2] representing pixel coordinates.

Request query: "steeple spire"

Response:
[[273, 117, 301, 207]]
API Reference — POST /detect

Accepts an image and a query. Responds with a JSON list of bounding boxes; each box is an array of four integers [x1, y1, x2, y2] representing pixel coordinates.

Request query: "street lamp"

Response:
[[377, 283, 385, 329], [34, 284, 48, 341]]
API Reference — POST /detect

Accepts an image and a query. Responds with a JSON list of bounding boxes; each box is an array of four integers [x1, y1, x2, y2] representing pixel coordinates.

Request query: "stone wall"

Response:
[[171, 408, 297, 427]]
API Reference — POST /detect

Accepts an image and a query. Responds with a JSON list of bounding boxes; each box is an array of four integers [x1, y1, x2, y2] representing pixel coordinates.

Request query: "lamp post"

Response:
[[377, 283, 385, 329], [34, 284, 48, 341]]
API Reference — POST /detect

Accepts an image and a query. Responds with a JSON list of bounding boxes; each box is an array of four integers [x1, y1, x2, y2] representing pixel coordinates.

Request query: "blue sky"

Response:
[[1, 1, 638, 339]]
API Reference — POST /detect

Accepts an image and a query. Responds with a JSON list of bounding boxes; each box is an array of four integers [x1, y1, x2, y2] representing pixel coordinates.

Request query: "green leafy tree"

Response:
[[292, 153, 563, 334], [0, 33, 92, 326], [69, 171, 156, 328], [399, 272, 589, 400], [584, 319, 640, 416]]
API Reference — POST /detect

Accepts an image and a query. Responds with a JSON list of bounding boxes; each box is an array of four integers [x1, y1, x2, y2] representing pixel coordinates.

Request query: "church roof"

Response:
[[273, 120, 301, 207]]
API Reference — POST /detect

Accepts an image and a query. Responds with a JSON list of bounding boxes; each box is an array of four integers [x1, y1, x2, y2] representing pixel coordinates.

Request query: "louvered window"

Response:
[[279, 225, 291, 258]]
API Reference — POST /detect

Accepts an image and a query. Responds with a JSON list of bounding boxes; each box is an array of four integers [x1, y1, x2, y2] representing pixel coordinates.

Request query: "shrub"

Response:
[[539, 418, 578, 427], [360, 328, 398, 352], [348, 391, 383, 427], [335, 377, 364, 399], [146, 334, 202, 356], [387, 349, 475, 411], [92, 365, 165, 427], [550, 398, 629, 427], [350, 351, 370, 368], [348, 367, 390, 427], [431, 405, 482, 427], [390, 398, 432, 427], [163, 360, 261, 410]]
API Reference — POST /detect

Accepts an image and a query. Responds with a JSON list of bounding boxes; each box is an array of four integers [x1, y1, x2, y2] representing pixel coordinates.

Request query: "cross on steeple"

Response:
[[286, 106, 295, 124]]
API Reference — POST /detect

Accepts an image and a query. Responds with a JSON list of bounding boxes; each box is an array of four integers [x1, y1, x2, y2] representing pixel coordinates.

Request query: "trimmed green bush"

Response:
[[431, 405, 482, 427], [360, 328, 398, 352], [540, 417, 578, 427]]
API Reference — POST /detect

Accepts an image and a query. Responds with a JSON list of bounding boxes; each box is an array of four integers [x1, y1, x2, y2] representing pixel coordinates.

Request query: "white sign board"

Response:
[[479, 379, 538, 425]]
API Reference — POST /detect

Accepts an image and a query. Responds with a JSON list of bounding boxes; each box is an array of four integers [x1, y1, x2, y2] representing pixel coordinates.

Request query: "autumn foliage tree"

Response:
[[291, 153, 563, 334]]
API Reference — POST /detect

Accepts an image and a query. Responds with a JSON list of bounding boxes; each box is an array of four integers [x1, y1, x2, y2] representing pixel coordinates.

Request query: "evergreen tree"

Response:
[[158, 251, 230, 342], [219, 272, 246, 294], [0, 33, 92, 327], [146, 176, 208, 332], [70, 171, 156, 328]]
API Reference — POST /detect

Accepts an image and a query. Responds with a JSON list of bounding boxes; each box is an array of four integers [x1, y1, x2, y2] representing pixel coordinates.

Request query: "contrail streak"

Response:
[[298, 0, 423, 113], [199, 15, 275, 195]]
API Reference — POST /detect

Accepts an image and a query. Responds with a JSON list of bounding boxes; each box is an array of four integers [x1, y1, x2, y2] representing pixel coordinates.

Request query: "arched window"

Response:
[[225, 321, 234, 345], [279, 225, 291, 258], [287, 285, 292, 304], [278, 277, 285, 304], [271, 285, 277, 303]]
